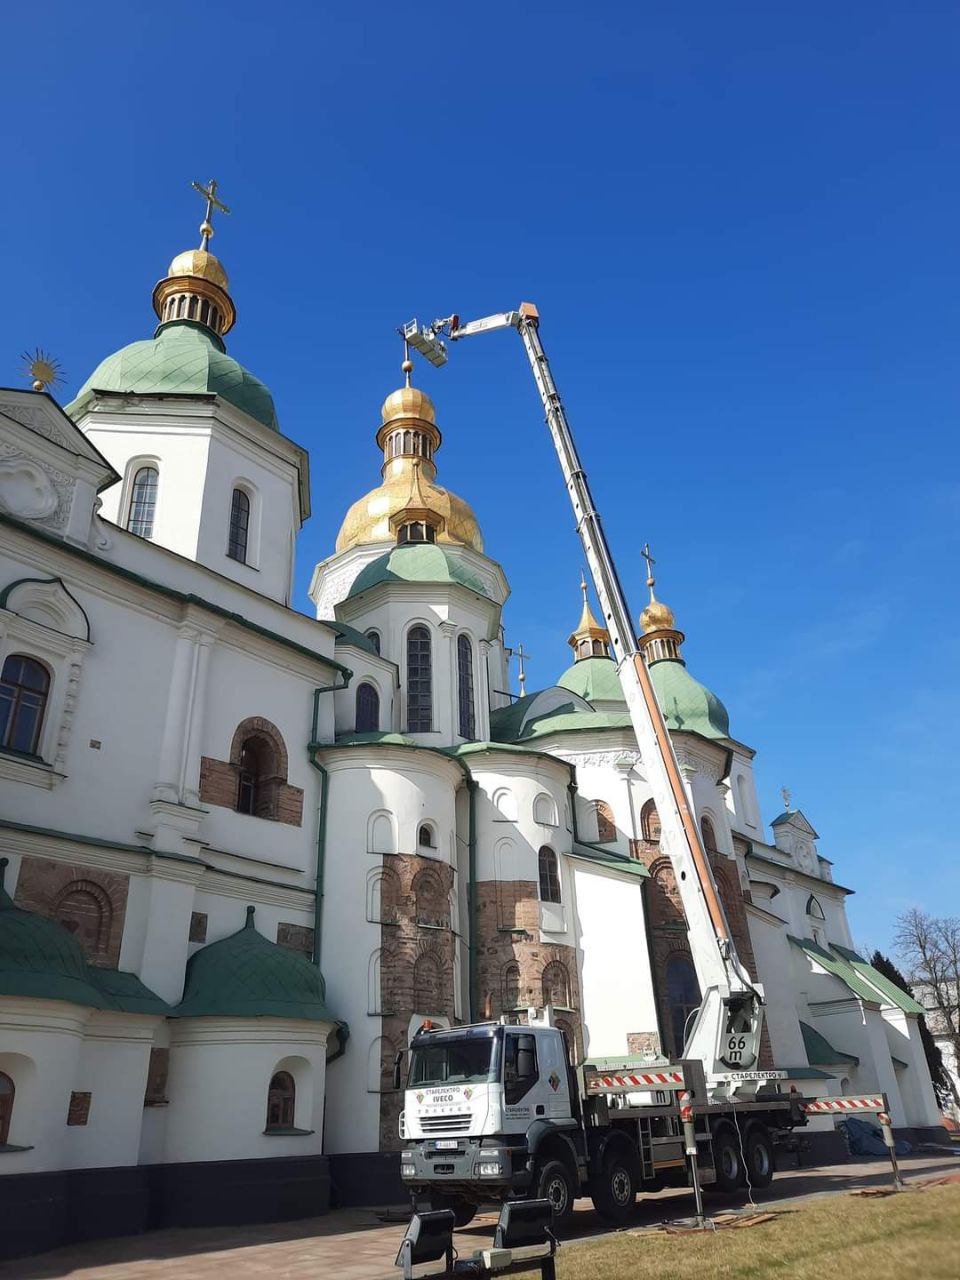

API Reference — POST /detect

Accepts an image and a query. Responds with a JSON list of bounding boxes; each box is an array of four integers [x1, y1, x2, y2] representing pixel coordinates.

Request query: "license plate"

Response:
[[435, 1140, 458, 1150]]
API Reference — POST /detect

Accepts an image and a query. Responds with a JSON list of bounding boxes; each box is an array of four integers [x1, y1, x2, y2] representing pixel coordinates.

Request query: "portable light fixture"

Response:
[[493, 1197, 557, 1251], [395, 1208, 455, 1279]]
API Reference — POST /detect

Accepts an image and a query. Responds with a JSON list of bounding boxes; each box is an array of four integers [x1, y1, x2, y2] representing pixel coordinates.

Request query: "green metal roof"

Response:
[[557, 656, 625, 705], [347, 544, 490, 600], [0, 867, 168, 1013], [567, 847, 650, 879], [488, 687, 628, 744], [172, 906, 336, 1022], [518, 709, 634, 740], [800, 1019, 860, 1066], [648, 659, 730, 740], [788, 936, 883, 1004], [829, 944, 926, 1015], [66, 321, 279, 431]]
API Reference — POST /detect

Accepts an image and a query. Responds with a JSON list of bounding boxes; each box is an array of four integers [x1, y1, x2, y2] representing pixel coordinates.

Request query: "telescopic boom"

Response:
[[402, 304, 765, 1093]]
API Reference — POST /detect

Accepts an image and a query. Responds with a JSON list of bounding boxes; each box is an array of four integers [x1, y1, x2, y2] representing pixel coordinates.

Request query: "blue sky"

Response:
[[2, 2, 958, 955]]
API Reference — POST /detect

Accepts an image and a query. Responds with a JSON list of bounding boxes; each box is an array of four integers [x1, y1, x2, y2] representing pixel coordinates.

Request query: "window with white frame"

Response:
[[127, 465, 159, 539]]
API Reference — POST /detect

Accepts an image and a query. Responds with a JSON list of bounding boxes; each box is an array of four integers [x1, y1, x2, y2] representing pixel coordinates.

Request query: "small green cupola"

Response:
[[172, 906, 336, 1022]]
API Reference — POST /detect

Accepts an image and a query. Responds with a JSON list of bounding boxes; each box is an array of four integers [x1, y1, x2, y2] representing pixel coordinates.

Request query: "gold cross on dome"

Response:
[[508, 642, 531, 698], [641, 542, 656, 599], [191, 178, 230, 249]]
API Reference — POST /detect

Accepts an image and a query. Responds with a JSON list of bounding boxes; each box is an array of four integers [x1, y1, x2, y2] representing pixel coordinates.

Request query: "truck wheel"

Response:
[[533, 1158, 576, 1227], [711, 1127, 743, 1193], [744, 1127, 774, 1189], [592, 1151, 637, 1224], [427, 1192, 476, 1227]]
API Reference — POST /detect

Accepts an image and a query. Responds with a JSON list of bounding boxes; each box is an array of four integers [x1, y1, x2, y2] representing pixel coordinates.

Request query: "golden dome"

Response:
[[380, 384, 436, 426], [335, 466, 483, 554], [166, 249, 230, 290], [639, 599, 676, 633]]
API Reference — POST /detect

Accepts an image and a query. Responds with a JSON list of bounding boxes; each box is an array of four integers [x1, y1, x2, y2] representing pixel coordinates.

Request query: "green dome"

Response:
[[557, 656, 625, 705], [348, 543, 489, 599], [66, 321, 278, 431], [172, 907, 335, 1021], [0, 866, 167, 1012], [649, 659, 730, 740]]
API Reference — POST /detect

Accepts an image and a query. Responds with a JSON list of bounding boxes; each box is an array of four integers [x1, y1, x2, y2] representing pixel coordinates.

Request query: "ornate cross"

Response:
[[781, 785, 792, 812], [192, 178, 230, 249], [641, 542, 656, 599], [509, 642, 531, 698]]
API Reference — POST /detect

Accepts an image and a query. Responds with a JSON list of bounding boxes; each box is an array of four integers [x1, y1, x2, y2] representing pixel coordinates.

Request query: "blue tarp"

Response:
[[840, 1116, 912, 1157]]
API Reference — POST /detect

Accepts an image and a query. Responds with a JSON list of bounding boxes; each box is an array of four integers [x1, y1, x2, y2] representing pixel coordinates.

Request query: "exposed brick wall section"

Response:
[[474, 878, 583, 1061], [277, 923, 315, 958], [14, 856, 129, 968], [631, 836, 773, 1068], [199, 756, 304, 827], [378, 853, 457, 1152]]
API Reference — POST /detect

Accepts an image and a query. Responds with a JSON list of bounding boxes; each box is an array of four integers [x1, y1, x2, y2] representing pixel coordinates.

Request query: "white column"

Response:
[[440, 620, 457, 741], [153, 624, 200, 803], [180, 628, 218, 807], [478, 639, 492, 741]]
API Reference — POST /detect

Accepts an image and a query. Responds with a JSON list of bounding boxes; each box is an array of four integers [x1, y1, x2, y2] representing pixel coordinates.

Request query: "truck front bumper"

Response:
[[400, 1138, 519, 1192]]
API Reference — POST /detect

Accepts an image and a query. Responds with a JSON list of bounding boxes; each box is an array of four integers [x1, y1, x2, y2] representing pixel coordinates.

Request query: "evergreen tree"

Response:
[[870, 950, 953, 1108]]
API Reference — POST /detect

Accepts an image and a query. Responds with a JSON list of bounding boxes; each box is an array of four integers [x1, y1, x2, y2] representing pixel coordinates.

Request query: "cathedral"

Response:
[[0, 196, 943, 1259]]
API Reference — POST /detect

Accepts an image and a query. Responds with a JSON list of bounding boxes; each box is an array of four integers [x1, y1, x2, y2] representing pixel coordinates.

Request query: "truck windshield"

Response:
[[408, 1037, 498, 1087]]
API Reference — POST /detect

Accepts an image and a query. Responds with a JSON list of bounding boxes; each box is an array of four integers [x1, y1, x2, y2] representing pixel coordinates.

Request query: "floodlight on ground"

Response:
[[395, 1208, 455, 1279], [400, 319, 449, 367], [493, 1198, 557, 1251]]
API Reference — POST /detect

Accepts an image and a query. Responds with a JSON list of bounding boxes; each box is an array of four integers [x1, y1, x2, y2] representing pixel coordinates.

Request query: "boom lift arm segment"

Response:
[[403, 305, 765, 1091]]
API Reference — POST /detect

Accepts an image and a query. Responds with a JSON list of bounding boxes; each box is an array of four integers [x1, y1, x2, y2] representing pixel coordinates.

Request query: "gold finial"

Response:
[[641, 542, 657, 602], [580, 568, 589, 602], [22, 347, 64, 394], [191, 178, 230, 250], [781, 786, 792, 812], [402, 339, 414, 389]]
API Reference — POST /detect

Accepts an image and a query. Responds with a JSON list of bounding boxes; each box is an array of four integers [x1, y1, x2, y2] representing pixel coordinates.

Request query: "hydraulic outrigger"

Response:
[[402, 305, 764, 1098]]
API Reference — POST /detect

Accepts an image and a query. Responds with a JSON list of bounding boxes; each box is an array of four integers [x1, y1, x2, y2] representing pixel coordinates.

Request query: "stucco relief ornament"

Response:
[[0, 455, 60, 519]]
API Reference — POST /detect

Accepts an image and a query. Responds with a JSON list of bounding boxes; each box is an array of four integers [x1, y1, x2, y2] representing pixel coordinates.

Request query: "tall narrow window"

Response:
[[0, 654, 50, 756], [0, 1072, 13, 1145], [538, 846, 561, 904], [595, 800, 616, 843], [365, 629, 381, 655], [356, 682, 380, 733], [228, 488, 251, 563], [457, 634, 476, 738], [265, 1071, 296, 1131], [406, 625, 432, 732], [641, 799, 661, 843], [127, 466, 158, 538], [666, 954, 701, 1058], [700, 815, 718, 853]]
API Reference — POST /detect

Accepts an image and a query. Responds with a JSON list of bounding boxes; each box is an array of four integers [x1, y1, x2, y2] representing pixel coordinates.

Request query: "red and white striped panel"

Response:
[[586, 1070, 684, 1092], [800, 1096, 884, 1114]]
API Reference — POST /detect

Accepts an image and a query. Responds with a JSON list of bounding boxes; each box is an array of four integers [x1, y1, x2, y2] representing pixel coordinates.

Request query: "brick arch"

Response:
[[229, 716, 289, 780], [53, 878, 113, 962], [413, 949, 445, 1014], [640, 798, 661, 843], [411, 867, 449, 928], [541, 959, 572, 1009], [647, 856, 686, 926]]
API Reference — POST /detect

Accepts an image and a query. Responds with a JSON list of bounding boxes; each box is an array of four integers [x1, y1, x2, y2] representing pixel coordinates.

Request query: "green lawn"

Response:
[[558, 1183, 960, 1280]]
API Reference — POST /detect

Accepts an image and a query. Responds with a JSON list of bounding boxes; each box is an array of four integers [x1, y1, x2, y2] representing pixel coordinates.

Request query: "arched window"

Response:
[[595, 800, 616, 843], [54, 881, 112, 961], [806, 895, 825, 921], [356, 682, 380, 733], [538, 846, 561, 904], [227, 488, 251, 563], [502, 962, 521, 1010], [457, 634, 476, 739], [127, 465, 158, 538], [533, 793, 558, 826], [542, 960, 571, 1009], [0, 1072, 13, 1145], [554, 1016, 577, 1064], [236, 735, 278, 818], [406, 626, 432, 732], [265, 1071, 296, 1131], [641, 799, 661, 843], [413, 867, 448, 927], [700, 816, 718, 854], [666, 953, 701, 1057], [0, 654, 50, 756], [418, 823, 436, 849], [365, 629, 381, 655]]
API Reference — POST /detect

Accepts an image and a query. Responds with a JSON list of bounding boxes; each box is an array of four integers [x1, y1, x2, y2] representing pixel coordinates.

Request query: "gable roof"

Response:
[[0, 387, 120, 489]]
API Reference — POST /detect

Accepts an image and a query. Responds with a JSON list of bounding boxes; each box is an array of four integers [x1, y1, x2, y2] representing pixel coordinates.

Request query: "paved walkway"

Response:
[[5, 1151, 959, 1280]]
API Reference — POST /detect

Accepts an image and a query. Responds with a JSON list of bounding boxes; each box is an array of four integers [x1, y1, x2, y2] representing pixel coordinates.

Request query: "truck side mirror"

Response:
[[393, 1050, 404, 1091]]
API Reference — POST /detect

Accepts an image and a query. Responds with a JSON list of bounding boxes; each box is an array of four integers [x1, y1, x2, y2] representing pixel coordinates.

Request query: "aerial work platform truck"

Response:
[[395, 305, 892, 1225]]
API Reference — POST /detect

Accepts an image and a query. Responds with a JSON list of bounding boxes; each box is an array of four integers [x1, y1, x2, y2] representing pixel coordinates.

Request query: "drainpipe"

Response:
[[467, 777, 479, 1022], [308, 673, 352, 970]]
